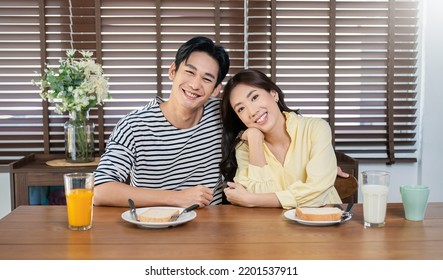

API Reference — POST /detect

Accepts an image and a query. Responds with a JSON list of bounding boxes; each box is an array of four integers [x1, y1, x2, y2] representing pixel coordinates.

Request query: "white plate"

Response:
[[121, 207, 197, 229], [283, 209, 351, 226]]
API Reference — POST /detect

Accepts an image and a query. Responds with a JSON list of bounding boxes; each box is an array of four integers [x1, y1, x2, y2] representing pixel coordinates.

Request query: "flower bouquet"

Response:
[[33, 50, 111, 162]]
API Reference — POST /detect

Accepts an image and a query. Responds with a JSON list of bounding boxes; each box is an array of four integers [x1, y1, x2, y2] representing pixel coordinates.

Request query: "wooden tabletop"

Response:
[[0, 203, 442, 260]]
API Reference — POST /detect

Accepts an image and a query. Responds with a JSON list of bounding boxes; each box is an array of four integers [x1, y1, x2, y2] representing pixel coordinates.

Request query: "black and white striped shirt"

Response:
[[94, 97, 223, 205]]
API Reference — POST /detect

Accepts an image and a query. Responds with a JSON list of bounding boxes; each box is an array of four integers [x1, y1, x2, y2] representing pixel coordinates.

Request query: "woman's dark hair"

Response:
[[175, 36, 230, 87], [219, 69, 298, 182]]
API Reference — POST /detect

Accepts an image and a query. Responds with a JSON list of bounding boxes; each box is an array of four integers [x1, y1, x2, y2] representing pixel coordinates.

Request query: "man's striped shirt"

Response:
[[94, 96, 223, 205]]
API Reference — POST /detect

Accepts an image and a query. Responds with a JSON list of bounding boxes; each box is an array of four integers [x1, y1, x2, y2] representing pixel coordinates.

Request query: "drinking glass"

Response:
[[64, 172, 94, 230], [361, 170, 390, 228]]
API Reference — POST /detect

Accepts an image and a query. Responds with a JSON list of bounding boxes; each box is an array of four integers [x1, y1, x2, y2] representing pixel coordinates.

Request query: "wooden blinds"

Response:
[[247, 0, 419, 163], [0, 0, 419, 163]]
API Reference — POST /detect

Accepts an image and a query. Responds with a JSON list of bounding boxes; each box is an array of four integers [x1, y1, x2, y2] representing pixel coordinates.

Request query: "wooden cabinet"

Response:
[[11, 154, 98, 208]]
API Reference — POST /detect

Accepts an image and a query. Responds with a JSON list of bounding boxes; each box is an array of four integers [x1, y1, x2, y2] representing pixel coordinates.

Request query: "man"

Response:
[[94, 36, 230, 208]]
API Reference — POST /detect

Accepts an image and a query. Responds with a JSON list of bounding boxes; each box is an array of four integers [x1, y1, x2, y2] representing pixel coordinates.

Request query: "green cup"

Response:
[[400, 185, 430, 221]]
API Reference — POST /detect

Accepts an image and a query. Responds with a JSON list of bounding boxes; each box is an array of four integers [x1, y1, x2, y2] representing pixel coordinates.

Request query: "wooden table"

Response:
[[0, 203, 442, 260]]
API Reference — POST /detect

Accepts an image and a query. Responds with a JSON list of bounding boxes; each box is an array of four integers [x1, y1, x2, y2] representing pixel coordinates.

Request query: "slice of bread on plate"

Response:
[[139, 208, 180, 223], [295, 207, 342, 221]]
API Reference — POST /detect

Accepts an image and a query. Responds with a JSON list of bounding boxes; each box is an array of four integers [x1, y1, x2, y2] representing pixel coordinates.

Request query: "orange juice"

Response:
[[66, 188, 93, 229]]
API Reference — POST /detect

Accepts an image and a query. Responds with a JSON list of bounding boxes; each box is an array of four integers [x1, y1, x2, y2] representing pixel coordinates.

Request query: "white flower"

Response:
[[32, 49, 111, 114], [66, 49, 76, 57]]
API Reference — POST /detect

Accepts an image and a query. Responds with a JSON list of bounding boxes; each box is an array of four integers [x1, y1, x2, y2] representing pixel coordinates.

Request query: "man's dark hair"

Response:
[[175, 36, 230, 86]]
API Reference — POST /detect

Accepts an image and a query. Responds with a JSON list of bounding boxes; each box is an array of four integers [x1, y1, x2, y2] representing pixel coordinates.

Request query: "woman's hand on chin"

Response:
[[241, 127, 264, 142]]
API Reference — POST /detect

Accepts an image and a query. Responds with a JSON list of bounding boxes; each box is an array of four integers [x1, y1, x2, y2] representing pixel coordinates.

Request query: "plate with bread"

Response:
[[284, 207, 351, 226], [121, 206, 197, 229]]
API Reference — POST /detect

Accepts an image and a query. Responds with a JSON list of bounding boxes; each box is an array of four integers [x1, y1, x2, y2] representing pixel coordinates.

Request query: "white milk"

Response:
[[362, 184, 389, 226]]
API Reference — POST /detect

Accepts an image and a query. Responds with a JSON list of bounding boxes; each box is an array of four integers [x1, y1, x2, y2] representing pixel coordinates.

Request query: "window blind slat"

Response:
[[0, 0, 418, 163]]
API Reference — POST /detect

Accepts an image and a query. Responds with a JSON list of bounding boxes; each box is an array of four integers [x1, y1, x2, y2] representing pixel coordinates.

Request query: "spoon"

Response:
[[128, 198, 139, 222]]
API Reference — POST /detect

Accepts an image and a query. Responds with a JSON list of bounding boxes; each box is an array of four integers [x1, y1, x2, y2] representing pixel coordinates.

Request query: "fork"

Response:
[[340, 203, 354, 223], [169, 204, 199, 222]]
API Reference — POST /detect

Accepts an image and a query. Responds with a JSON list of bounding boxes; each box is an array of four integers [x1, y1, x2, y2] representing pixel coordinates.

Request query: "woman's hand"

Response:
[[224, 182, 282, 208], [223, 182, 255, 207], [240, 128, 267, 167], [240, 127, 264, 142], [337, 166, 349, 178]]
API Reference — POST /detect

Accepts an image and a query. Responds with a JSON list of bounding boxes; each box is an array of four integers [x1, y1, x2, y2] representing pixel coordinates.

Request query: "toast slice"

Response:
[[138, 208, 180, 223], [295, 207, 342, 221]]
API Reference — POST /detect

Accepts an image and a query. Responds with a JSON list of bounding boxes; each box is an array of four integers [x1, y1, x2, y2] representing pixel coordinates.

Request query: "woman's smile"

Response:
[[254, 112, 268, 124]]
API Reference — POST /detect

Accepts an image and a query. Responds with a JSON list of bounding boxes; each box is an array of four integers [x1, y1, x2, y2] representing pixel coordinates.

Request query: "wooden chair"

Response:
[[334, 151, 359, 203]]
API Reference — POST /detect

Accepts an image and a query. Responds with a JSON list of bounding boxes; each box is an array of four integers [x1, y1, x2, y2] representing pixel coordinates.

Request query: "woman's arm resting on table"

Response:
[[223, 182, 281, 208]]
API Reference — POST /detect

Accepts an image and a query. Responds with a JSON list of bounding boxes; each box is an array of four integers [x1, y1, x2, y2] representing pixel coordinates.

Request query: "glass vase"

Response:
[[64, 110, 95, 163]]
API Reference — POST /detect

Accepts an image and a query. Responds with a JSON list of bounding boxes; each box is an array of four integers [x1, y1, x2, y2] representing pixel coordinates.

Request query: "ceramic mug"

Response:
[[400, 185, 430, 221]]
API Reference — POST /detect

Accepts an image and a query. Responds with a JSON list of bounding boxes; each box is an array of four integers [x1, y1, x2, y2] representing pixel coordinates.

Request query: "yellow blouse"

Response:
[[234, 111, 342, 209]]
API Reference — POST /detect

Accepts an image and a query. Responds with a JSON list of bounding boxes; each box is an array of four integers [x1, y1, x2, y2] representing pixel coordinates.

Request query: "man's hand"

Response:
[[179, 185, 213, 208]]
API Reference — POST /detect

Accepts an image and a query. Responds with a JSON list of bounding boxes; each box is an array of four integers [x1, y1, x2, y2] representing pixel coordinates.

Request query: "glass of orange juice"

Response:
[[64, 173, 94, 230]]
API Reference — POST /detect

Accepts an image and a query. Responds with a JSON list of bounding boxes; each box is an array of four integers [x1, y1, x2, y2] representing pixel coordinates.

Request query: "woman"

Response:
[[220, 69, 342, 209]]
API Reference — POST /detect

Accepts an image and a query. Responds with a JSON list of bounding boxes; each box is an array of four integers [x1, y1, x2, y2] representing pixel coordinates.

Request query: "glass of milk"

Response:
[[361, 170, 390, 228]]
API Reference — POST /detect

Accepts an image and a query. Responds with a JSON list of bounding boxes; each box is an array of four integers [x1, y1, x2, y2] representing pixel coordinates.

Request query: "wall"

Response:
[[0, 172, 11, 219], [419, 0, 443, 202]]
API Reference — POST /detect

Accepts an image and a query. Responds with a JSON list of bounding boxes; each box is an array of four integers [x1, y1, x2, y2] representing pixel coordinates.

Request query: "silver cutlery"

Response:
[[169, 204, 199, 222], [340, 203, 354, 223], [128, 198, 140, 222]]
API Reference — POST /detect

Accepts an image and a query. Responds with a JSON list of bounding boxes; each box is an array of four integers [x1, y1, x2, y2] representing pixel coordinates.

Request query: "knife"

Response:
[[128, 198, 140, 222]]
